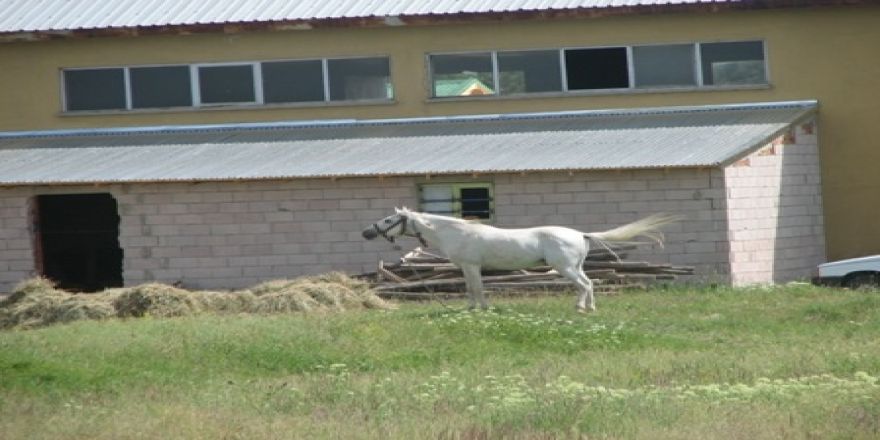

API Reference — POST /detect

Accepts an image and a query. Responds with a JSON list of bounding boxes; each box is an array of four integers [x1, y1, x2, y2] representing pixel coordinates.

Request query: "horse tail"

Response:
[[583, 214, 681, 249]]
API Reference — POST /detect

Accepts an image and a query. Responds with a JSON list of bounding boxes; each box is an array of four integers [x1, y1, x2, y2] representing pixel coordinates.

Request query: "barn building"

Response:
[[0, 1, 875, 291]]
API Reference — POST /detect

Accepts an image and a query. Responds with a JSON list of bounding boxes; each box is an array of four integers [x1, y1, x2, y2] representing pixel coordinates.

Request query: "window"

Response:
[[197, 64, 256, 104], [425, 40, 766, 101], [564, 47, 629, 90], [497, 50, 562, 95], [63, 68, 126, 111], [429, 53, 495, 98], [261, 60, 325, 103], [130, 66, 192, 109], [632, 44, 697, 88], [328, 57, 393, 101], [700, 41, 767, 86], [63, 56, 393, 112], [420, 183, 494, 220]]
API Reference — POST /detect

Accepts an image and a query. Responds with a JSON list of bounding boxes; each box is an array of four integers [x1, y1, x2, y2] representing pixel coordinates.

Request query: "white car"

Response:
[[813, 255, 880, 288]]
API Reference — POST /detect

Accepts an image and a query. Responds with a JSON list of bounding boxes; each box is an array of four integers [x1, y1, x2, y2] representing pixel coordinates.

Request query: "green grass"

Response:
[[2, 284, 880, 439]]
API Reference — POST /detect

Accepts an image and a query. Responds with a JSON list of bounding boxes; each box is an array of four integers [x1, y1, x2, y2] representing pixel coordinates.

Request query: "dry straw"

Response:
[[0, 273, 394, 330]]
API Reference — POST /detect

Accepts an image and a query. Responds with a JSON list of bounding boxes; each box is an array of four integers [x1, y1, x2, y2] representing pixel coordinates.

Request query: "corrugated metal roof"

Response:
[[0, 0, 739, 34], [0, 101, 817, 186]]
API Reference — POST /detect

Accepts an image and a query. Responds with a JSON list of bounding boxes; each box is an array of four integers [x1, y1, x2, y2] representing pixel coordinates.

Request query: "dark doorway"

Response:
[[33, 193, 123, 292]]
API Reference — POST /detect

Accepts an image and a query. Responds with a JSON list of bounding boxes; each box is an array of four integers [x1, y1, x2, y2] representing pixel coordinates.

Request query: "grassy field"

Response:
[[1, 284, 879, 439]]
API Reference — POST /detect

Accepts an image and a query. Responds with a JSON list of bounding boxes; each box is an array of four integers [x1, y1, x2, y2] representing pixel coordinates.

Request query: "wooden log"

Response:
[[377, 261, 408, 283], [373, 272, 564, 292]]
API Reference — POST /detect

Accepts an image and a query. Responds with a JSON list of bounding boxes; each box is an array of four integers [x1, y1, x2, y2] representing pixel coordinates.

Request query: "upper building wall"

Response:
[[0, 7, 874, 131]]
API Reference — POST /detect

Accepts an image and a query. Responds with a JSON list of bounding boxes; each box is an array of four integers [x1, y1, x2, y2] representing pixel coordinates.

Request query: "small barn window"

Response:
[[700, 41, 767, 86], [429, 53, 495, 97], [261, 60, 325, 103], [63, 68, 126, 111], [633, 44, 697, 88], [327, 57, 393, 101], [420, 183, 494, 220], [130, 66, 193, 109], [564, 47, 630, 90]]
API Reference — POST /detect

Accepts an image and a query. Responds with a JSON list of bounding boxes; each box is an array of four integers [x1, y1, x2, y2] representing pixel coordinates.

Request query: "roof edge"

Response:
[[0, 1, 873, 43], [715, 105, 819, 168], [0, 100, 819, 141]]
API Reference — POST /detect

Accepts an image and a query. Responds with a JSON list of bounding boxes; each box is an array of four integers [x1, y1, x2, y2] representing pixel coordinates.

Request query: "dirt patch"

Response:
[[0, 273, 394, 330]]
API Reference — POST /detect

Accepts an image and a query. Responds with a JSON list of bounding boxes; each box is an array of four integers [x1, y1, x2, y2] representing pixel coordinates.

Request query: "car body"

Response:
[[812, 254, 880, 288]]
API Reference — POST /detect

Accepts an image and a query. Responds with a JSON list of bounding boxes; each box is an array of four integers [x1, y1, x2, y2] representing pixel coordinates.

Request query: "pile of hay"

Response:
[[0, 273, 394, 330]]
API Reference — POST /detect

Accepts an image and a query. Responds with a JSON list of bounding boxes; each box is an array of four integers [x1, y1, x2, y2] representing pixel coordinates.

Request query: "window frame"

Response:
[[426, 51, 498, 98], [418, 182, 495, 221], [325, 56, 394, 102], [128, 64, 194, 109], [426, 39, 769, 100], [630, 43, 699, 89], [60, 66, 128, 112], [192, 62, 261, 107], [697, 40, 769, 87], [60, 55, 395, 114]]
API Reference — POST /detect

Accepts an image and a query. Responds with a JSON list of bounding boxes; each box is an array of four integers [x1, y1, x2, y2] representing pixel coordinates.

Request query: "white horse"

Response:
[[363, 207, 678, 312]]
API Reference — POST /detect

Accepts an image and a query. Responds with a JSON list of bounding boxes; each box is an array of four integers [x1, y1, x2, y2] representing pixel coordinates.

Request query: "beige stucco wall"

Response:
[[0, 6, 878, 260]]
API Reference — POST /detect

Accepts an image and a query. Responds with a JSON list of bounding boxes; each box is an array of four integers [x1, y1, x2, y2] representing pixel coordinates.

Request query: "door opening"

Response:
[[33, 193, 123, 292]]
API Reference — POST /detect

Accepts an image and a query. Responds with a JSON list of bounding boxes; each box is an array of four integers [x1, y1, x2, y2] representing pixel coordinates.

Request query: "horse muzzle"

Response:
[[362, 226, 379, 240]]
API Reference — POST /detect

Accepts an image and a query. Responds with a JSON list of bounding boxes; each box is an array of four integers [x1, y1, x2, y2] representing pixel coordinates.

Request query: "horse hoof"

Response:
[[576, 307, 595, 314]]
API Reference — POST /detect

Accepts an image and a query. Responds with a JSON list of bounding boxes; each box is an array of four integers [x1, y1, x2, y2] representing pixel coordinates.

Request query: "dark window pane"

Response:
[[327, 57, 392, 101], [497, 50, 562, 95], [130, 66, 192, 109], [460, 187, 492, 219], [633, 44, 696, 88], [198, 65, 255, 104], [564, 47, 629, 90], [429, 53, 494, 97], [64, 68, 126, 111], [700, 41, 766, 86], [262, 60, 325, 103]]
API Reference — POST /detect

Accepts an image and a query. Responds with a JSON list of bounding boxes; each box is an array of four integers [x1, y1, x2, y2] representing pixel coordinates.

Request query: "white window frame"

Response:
[[60, 66, 129, 112], [419, 182, 495, 221], [60, 55, 394, 113], [192, 62, 260, 107], [426, 39, 769, 100]]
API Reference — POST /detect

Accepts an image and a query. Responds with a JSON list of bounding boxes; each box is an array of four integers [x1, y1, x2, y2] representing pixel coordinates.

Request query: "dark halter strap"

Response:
[[371, 215, 428, 247]]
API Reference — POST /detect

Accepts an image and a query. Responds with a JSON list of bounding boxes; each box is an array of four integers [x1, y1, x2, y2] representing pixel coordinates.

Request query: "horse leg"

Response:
[[557, 265, 595, 313], [461, 264, 488, 310]]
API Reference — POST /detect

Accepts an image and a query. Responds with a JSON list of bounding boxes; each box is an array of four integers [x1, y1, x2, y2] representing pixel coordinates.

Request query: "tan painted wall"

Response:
[[1, 6, 878, 260]]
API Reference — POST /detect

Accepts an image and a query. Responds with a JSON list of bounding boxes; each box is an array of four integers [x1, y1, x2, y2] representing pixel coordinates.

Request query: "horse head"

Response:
[[361, 207, 411, 242], [362, 207, 430, 247]]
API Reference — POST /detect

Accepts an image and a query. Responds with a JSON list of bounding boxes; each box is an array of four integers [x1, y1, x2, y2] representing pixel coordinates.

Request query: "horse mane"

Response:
[[412, 210, 474, 224], [400, 209, 476, 227]]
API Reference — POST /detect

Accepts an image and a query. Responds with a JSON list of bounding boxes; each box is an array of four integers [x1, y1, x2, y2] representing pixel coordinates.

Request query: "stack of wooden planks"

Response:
[[364, 246, 695, 299]]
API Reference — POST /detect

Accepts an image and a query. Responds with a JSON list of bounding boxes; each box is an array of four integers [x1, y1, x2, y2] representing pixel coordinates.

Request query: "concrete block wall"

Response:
[[0, 166, 734, 292], [115, 177, 421, 290], [491, 169, 731, 282], [724, 119, 826, 285], [0, 192, 34, 290]]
